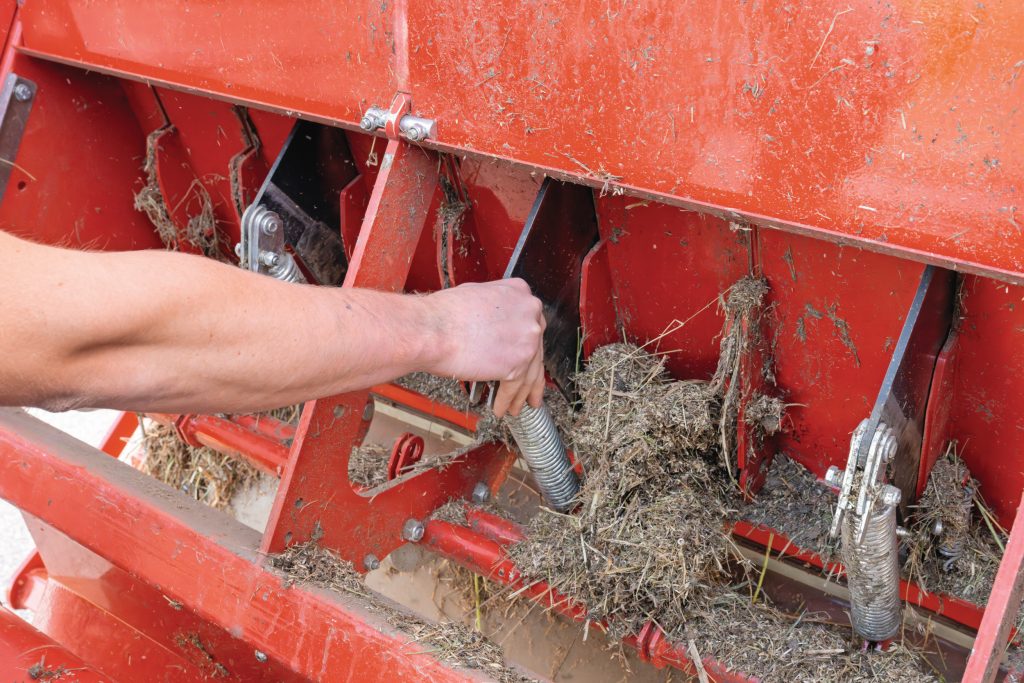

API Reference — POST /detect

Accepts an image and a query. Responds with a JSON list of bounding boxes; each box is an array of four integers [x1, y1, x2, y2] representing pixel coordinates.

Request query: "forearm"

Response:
[[3, 237, 446, 413]]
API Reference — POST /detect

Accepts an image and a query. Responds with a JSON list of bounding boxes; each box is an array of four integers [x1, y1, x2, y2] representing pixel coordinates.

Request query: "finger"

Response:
[[509, 347, 544, 416], [492, 379, 519, 419], [527, 357, 546, 408]]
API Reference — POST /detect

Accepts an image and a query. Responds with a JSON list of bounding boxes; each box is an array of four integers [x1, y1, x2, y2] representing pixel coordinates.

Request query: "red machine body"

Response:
[[0, 0, 1021, 680]]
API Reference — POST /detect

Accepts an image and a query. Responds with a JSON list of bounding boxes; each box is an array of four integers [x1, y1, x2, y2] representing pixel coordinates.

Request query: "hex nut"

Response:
[[402, 518, 425, 543], [364, 554, 381, 571]]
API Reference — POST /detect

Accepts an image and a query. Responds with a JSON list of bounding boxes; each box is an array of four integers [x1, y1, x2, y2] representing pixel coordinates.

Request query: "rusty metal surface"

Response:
[[15, 0, 1024, 283]]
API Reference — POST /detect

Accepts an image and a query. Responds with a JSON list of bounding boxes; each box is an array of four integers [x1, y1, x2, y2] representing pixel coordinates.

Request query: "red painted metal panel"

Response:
[[16, 0, 1024, 284], [948, 277, 1024, 528], [594, 198, 750, 380], [0, 605, 113, 682], [0, 408, 488, 682], [0, 51, 161, 250], [963, 498, 1024, 682], [98, 411, 138, 458], [757, 229, 923, 478]]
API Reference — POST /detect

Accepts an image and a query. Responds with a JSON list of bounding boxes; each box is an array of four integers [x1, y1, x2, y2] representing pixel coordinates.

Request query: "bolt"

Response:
[[896, 525, 910, 539], [260, 213, 281, 235], [360, 115, 375, 131], [13, 83, 32, 102], [362, 401, 374, 422], [258, 251, 281, 267], [402, 518, 425, 543], [824, 466, 843, 487], [404, 124, 425, 141], [363, 554, 381, 571], [255, 650, 268, 663], [931, 520, 944, 536], [880, 485, 901, 508], [234, 243, 243, 258], [472, 482, 491, 504]]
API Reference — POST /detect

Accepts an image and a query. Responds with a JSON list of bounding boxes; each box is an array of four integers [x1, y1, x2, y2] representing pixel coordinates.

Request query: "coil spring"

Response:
[[842, 500, 901, 641], [505, 403, 580, 512], [266, 252, 304, 283]]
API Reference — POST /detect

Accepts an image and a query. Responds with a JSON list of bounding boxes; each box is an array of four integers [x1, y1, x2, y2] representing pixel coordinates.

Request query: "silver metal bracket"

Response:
[[360, 92, 436, 142], [0, 73, 36, 204], [827, 419, 901, 544], [239, 204, 305, 283]]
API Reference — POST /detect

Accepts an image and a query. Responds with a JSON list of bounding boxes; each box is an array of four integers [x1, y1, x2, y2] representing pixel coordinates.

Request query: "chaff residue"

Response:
[[142, 406, 300, 510], [27, 658, 67, 681], [742, 452, 837, 560], [270, 541, 533, 682], [905, 445, 1003, 606], [142, 422, 259, 510]]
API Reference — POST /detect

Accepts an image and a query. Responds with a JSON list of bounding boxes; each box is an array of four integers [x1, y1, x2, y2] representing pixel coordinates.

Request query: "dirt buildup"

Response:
[[27, 659, 67, 681], [270, 541, 534, 682], [905, 445, 1003, 606], [742, 453, 837, 560], [142, 421, 260, 510]]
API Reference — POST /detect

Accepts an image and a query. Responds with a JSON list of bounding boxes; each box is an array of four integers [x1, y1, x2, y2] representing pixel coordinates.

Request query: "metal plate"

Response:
[[504, 178, 599, 397]]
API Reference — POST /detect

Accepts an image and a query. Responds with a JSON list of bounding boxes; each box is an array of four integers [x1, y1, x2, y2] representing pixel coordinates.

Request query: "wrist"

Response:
[[409, 291, 453, 375]]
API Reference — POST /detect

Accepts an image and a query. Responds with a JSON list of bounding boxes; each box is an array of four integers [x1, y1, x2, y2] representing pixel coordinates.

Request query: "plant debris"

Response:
[[269, 541, 534, 682], [142, 421, 260, 510], [742, 452, 837, 560], [27, 659, 67, 681], [134, 127, 223, 258], [905, 445, 1003, 607], [142, 406, 300, 510]]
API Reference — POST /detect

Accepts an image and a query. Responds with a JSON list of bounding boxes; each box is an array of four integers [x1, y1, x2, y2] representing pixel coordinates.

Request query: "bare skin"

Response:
[[0, 231, 545, 418]]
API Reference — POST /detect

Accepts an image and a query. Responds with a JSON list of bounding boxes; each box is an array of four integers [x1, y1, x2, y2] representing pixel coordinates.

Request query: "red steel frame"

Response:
[[0, 0, 1021, 680]]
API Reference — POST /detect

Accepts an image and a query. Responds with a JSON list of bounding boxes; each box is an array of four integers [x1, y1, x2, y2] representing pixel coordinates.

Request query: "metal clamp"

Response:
[[827, 419, 900, 544], [360, 92, 436, 142], [238, 204, 305, 283]]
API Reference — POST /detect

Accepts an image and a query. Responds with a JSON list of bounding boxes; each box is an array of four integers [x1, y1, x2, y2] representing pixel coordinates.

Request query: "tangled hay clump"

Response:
[[905, 445, 1004, 606], [134, 126, 222, 259], [270, 541, 533, 682], [510, 340, 736, 641], [142, 421, 260, 510]]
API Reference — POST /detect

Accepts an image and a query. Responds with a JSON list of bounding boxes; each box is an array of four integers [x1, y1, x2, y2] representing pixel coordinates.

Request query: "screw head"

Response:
[[255, 650, 268, 663], [363, 554, 381, 571], [402, 518, 425, 543], [13, 83, 32, 102], [260, 213, 281, 235], [472, 482, 491, 504]]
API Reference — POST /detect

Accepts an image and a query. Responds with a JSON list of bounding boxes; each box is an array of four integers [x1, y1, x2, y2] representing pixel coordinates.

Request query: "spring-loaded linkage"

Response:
[[932, 483, 974, 572], [505, 403, 580, 512], [826, 419, 903, 642], [238, 204, 306, 284]]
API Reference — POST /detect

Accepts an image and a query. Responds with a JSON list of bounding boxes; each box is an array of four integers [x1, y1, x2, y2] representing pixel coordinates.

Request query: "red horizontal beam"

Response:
[[147, 412, 290, 475], [0, 408, 487, 683], [371, 383, 479, 433]]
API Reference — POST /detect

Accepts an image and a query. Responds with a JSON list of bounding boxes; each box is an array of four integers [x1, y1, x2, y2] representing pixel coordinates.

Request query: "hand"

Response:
[[424, 278, 546, 418]]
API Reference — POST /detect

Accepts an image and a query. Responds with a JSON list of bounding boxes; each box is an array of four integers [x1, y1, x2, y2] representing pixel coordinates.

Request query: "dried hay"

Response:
[[134, 126, 222, 259], [905, 445, 1003, 607], [142, 421, 260, 510], [141, 406, 300, 510], [505, 276, 935, 680], [348, 442, 391, 489], [270, 541, 534, 682]]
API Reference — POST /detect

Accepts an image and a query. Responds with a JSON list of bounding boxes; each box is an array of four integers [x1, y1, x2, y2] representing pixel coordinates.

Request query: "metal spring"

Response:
[[505, 403, 580, 512], [265, 252, 304, 283], [842, 500, 902, 641]]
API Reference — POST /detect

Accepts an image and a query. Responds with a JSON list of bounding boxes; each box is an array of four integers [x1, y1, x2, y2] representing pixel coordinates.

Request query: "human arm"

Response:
[[0, 231, 545, 417]]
